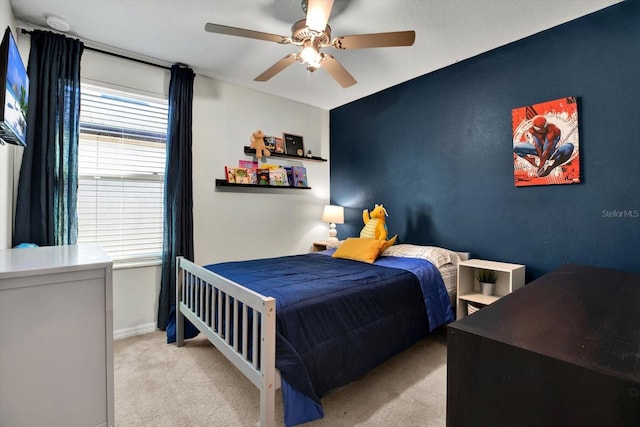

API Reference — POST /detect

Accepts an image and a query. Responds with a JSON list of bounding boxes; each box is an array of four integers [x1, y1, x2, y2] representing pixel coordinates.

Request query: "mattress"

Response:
[[440, 262, 458, 305]]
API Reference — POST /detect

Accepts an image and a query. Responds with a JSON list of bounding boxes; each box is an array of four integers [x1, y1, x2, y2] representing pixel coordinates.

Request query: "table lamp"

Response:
[[322, 205, 344, 248]]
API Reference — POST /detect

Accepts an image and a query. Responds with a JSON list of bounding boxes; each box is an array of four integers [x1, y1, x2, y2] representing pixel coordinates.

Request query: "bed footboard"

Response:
[[175, 257, 277, 427]]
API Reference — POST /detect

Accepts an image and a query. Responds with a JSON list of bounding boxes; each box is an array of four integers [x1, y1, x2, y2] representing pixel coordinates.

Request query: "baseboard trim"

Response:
[[114, 322, 158, 340]]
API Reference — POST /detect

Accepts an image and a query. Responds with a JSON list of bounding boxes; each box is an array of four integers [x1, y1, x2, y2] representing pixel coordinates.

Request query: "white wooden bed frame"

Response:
[[175, 251, 469, 427], [175, 257, 278, 427]]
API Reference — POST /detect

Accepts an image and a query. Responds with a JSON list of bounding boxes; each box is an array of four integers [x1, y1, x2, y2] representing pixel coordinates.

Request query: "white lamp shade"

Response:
[[322, 205, 344, 248], [322, 205, 344, 224]]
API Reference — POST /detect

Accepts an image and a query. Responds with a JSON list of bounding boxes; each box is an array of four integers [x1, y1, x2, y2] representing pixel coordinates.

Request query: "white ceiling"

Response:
[[10, 0, 622, 110]]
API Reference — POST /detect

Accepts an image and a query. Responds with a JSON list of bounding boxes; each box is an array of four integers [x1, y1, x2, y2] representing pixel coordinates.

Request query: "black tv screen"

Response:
[[0, 26, 29, 147]]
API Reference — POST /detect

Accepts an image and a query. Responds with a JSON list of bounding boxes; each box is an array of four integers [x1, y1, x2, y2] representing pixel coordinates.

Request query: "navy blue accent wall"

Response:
[[329, 1, 639, 280]]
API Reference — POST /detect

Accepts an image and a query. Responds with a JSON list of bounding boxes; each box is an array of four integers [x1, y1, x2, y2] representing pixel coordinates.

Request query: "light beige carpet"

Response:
[[114, 330, 448, 426]]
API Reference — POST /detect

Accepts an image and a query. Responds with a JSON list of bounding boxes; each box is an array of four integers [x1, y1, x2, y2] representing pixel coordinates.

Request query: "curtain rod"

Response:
[[20, 28, 172, 71]]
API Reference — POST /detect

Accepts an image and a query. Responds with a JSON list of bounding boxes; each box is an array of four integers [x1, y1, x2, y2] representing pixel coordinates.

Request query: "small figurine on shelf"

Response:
[[306, 150, 313, 158], [249, 129, 271, 159]]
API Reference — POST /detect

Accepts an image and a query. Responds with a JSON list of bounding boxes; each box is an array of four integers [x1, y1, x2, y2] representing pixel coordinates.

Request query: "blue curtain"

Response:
[[13, 30, 84, 247], [158, 64, 195, 331]]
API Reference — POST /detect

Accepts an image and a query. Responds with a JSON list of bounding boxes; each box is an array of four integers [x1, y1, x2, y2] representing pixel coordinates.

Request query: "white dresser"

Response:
[[0, 243, 114, 427]]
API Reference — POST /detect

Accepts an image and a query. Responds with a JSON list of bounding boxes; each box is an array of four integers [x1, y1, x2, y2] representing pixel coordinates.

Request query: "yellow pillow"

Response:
[[332, 238, 387, 263]]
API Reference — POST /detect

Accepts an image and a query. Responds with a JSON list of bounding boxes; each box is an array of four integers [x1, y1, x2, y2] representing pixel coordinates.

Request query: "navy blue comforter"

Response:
[[205, 251, 453, 426]]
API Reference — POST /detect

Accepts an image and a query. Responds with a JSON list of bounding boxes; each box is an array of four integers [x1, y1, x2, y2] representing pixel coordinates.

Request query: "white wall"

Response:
[[0, 0, 16, 248], [112, 264, 162, 339], [191, 75, 331, 265], [2, 36, 330, 337]]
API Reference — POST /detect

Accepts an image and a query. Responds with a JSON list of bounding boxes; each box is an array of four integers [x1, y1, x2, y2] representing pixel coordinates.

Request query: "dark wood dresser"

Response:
[[446, 264, 640, 427]]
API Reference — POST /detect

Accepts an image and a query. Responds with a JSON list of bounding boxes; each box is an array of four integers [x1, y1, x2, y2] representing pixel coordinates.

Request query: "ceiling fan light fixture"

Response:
[[300, 41, 322, 69], [204, 0, 413, 87]]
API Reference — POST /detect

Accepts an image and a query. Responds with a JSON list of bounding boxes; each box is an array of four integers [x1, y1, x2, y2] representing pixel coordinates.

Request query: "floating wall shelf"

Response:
[[243, 146, 327, 162], [215, 179, 311, 190]]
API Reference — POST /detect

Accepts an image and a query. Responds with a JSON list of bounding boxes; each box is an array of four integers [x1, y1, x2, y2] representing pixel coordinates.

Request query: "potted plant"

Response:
[[476, 269, 498, 296]]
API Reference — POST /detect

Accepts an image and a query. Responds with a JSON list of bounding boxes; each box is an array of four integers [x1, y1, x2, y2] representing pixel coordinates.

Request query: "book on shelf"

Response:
[[274, 137, 284, 154], [284, 166, 294, 186], [263, 136, 277, 152], [247, 168, 257, 184], [225, 166, 236, 183], [260, 163, 280, 170], [257, 168, 270, 185], [269, 167, 289, 186], [238, 160, 258, 169], [292, 166, 308, 187], [235, 167, 250, 184]]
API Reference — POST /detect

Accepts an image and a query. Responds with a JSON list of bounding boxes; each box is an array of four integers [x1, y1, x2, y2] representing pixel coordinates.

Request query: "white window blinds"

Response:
[[77, 83, 168, 262]]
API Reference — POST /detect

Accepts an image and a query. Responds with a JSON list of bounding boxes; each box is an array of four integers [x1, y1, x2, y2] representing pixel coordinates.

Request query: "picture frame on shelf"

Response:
[[283, 132, 305, 157]]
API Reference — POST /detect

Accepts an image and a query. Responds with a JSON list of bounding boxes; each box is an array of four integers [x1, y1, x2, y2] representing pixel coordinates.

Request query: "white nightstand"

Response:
[[312, 241, 328, 252], [456, 259, 525, 320]]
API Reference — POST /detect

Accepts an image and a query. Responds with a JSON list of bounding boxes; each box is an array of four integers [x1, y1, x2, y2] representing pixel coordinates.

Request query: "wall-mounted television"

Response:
[[0, 26, 29, 147]]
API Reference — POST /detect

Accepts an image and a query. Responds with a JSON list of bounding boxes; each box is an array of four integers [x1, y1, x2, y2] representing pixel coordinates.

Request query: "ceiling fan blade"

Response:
[[332, 31, 416, 49], [305, 0, 334, 33], [321, 54, 356, 88], [205, 23, 290, 44], [254, 55, 299, 82]]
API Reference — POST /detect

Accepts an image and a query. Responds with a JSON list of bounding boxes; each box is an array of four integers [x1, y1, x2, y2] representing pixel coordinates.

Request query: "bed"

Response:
[[174, 241, 467, 427]]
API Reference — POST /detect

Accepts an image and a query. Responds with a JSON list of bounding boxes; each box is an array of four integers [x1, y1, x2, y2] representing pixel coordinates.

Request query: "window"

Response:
[[77, 83, 168, 262]]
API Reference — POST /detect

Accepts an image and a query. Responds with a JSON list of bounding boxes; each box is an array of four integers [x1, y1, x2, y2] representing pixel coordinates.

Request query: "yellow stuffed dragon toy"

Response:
[[360, 204, 397, 249]]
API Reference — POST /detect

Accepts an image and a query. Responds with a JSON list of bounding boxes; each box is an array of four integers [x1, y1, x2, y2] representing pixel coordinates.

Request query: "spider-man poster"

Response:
[[512, 96, 580, 187]]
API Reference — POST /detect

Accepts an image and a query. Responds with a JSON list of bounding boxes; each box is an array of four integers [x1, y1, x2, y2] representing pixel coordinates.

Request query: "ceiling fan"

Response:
[[204, 0, 415, 88]]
